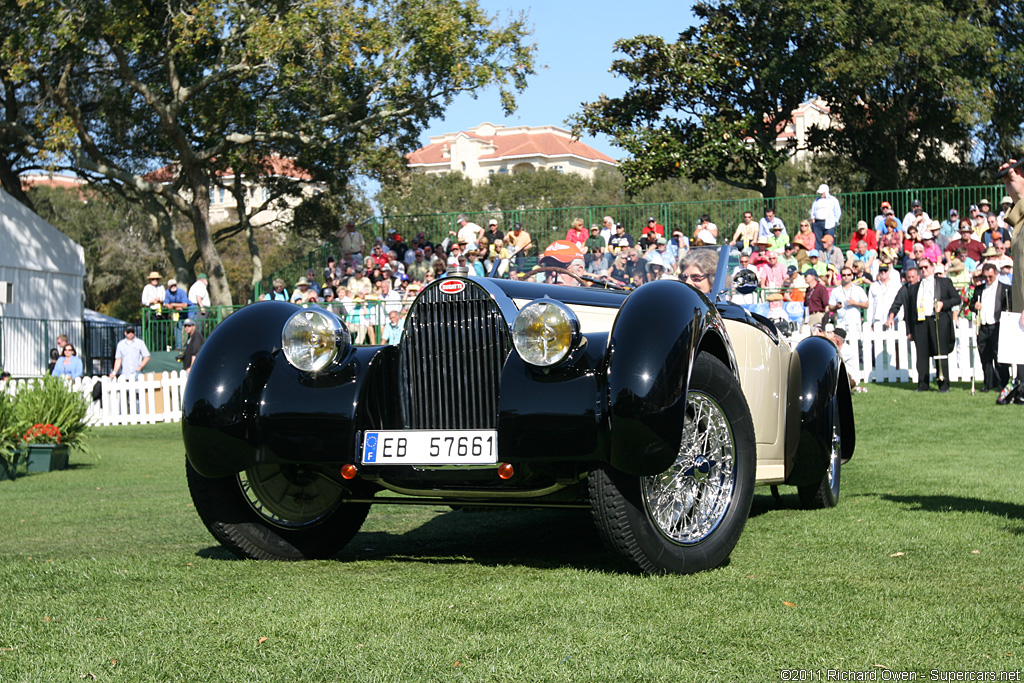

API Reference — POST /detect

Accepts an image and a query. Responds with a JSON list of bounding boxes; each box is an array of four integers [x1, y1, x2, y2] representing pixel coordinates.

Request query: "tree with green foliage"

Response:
[[573, 0, 822, 198], [377, 167, 631, 218], [969, 0, 1024, 169], [0, 0, 535, 305], [809, 0, 1004, 189], [574, 0, 1023, 195]]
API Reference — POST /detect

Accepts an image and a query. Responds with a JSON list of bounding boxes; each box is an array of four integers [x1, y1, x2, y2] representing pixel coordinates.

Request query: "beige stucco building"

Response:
[[407, 123, 617, 182]]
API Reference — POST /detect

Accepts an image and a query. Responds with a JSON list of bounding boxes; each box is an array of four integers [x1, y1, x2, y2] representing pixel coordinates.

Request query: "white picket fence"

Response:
[[5, 371, 189, 427], [791, 321, 986, 385]]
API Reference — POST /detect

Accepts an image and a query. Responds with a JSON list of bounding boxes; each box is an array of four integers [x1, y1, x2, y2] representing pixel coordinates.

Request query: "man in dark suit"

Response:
[[905, 258, 961, 392], [969, 263, 1013, 391]]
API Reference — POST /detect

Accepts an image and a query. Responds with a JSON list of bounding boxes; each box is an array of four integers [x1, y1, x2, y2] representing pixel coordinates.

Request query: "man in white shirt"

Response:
[[902, 199, 931, 237], [187, 274, 210, 319], [455, 214, 484, 250], [110, 326, 150, 379], [809, 184, 842, 249], [828, 266, 868, 335], [866, 263, 901, 328], [758, 207, 786, 240]]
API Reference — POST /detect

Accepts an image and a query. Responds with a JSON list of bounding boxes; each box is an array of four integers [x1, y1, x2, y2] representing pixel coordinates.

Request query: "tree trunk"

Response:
[[0, 159, 35, 210], [762, 169, 778, 200], [146, 197, 193, 285], [186, 169, 233, 307], [230, 175, 261, 303]]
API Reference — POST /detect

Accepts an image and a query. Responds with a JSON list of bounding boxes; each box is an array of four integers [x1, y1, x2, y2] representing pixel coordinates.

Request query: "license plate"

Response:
[[361, 430, 498, 465]]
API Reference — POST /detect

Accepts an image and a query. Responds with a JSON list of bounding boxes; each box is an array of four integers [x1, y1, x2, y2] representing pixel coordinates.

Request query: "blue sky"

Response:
[[419, 1, 698, 161]]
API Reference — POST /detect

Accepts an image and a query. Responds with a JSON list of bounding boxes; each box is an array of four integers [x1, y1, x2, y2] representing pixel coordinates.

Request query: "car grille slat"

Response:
[[400, 281, 512, 430]]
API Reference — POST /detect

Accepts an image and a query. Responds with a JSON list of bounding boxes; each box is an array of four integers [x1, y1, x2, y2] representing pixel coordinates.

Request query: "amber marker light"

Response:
[[497, 463, 514, 480], [340, 464, 358, 480]]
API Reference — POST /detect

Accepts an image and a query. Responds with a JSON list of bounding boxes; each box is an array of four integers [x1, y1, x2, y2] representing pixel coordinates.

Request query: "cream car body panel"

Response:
[[531, 296, 791, 484], [723, 319, 790, 484]]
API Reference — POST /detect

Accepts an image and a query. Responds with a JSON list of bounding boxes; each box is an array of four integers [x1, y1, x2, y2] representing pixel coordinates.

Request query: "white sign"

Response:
[[997, 311, 1024, 365]]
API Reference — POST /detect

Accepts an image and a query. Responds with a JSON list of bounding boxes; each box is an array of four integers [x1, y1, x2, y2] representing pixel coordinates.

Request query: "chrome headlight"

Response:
[[281, 308, 348, 373], [512, 299, 580, 368]]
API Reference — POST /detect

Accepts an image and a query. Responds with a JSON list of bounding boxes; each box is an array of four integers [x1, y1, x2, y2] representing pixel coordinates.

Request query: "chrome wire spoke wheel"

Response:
[[238, 465, 343, 529], [642, 392, 736, 544], [827, 423, 841, 491]]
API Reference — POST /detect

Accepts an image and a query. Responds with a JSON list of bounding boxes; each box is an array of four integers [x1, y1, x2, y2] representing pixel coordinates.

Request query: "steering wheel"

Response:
[[517, 266, 630, 290]]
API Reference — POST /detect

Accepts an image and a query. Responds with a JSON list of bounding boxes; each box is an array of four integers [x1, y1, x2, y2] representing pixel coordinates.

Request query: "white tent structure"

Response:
[[0, 187, 86, 376]]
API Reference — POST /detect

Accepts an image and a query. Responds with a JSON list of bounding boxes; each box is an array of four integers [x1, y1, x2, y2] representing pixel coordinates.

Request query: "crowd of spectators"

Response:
[[246, 189, 1017, 356]]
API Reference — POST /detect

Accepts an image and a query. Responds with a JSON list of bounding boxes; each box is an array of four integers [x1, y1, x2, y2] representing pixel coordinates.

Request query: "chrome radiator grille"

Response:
[[399, 281, 513, 429]]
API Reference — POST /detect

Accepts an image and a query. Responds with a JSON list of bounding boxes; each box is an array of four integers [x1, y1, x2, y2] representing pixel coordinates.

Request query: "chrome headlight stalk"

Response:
[[511, 299, 581, 368], [281, 308, 349, 374]]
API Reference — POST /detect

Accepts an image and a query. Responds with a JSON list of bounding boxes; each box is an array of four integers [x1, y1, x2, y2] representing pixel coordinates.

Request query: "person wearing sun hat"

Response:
[[141, 271, 165, 311]]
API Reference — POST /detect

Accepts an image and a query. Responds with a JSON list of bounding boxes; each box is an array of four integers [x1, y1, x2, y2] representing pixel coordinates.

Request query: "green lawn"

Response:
[[1, 383, 1022, 682]]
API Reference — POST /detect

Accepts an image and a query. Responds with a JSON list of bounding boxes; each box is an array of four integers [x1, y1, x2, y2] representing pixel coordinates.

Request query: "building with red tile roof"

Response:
[[407, 123, 617, 182], [144, 155, 318, 227]]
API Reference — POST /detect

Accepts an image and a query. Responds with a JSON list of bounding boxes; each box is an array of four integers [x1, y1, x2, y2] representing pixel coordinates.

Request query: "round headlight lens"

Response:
[[512, 300, 579, 367], [282, 308, 346, 373]]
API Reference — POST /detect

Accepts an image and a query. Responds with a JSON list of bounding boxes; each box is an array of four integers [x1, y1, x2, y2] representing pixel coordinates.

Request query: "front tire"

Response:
[[798, 397, 841, 509], [186, 460, 370, 560], [589, 353, 756, 574]]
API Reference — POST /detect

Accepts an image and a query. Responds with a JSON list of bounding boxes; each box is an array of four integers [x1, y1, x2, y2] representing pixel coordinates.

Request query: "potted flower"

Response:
[[0, 389, 21, 480], [14, 374, 92, 472]]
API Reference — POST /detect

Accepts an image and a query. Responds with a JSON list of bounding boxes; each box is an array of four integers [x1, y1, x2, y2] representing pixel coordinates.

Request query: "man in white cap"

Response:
[[163, 278, 190, 349], [809, 184, 841, 250], [996, 196, 1014, 236]]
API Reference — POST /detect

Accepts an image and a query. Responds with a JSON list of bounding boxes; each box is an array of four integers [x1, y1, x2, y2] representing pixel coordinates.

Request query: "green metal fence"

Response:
[[256, 183, 1006, 300], [140, 306, 243, 351]]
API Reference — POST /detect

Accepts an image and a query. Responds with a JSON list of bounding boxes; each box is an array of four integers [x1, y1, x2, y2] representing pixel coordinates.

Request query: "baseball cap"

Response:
[[541, 240, 584, 265], [488, 219, 497, 226], [167, 279, 177, 286], [808, 249, 820, 257], [880, 201, 891, 209], [949, 209, 958, 216], [182, 318, 195, 326]]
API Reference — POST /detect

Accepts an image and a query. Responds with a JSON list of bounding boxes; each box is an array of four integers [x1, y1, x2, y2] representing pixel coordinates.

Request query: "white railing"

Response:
[[4, 371, 189, 427], [790, 322, 984, 385]]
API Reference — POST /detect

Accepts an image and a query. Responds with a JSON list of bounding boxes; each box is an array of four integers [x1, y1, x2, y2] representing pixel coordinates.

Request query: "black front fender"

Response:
[[182, 302, 392, 478], [785, 335, 855, 486], [607, 280, 722, 476]]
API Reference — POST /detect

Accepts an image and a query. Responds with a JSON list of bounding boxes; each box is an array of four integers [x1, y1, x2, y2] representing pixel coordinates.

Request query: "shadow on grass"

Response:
[[198, 507, 627, 573], [877, 493, 1024, 523]]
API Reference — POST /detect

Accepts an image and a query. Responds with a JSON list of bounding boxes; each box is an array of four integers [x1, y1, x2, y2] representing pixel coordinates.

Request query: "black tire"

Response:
[[589, 353, 756, 575], [186, 460, 370, 560], [798, 397, 841, 509]]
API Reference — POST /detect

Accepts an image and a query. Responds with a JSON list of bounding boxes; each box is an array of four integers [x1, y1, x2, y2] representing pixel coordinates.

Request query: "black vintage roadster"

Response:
[[183, 246, 854, 574]]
